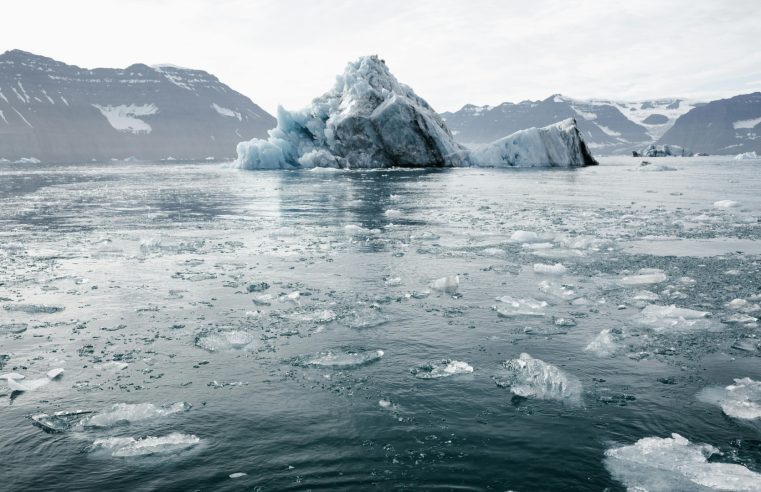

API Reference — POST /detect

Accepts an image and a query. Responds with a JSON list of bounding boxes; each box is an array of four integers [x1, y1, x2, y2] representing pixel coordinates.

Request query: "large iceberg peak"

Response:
[[237, 55, 467, 170], [236, 55, 597, 170]]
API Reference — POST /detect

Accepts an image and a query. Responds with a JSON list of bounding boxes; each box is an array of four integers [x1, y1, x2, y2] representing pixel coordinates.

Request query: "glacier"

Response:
[[236, 56, 597, 170]]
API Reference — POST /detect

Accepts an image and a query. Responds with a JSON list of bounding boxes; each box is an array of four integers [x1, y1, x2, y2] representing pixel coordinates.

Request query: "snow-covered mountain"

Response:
[[236, 56, 596, 170], [0, 50, 275, 162], [440, 95, 700, 154], [657, 92, 761, 155]]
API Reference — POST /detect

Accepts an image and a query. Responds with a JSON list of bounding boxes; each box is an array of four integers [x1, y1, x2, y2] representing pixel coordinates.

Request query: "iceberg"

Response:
[[236, 56, 597, 170]]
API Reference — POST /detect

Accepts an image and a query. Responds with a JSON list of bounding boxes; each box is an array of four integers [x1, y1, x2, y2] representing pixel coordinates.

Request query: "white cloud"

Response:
[[2, 0, 759, 114]]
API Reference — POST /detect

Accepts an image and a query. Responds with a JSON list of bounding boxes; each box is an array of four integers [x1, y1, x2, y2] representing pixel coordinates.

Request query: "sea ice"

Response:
[[493, 296, 547, 318], [604, 433, 761, 491], [195, 330, 258, 352], [533, 263, 567, 275], [638, 304, 711, 332], [697, 378, 761, 420], [411, 360, 474, 379], [31, 411, 94, 433], [495, 353, 582, 404], [236, 56, 596, 170], [81, 402, 191, 428], [46, 368, 64, 379], [0, 323, 27, 334], [3, 303, 64, 314], [537, 280, 577, 300], [293, 349, 384, 369], [713, 200, 740, 209], [619, 268, 667, 286], [584, 329, 619, 357], [89, 433, 201, 457], [430, 275, 459, 294]]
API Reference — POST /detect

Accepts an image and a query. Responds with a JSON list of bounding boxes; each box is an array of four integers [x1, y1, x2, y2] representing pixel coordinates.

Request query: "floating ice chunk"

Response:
[[384, 209, 403, 218], [89, 433, 201, 457], [430, 275, 459, 294], [384, 276, 402, 287], [604, 433, 761, 492], [0, 372, 25, 381], [633, 290, 660, 301], [82, 402, 191, 429], [584, 329, 619, 358], [538, 280, 576, 300], [510, 231, 540, 243], [637, 163, 676, 171], [727, 298, 760, 313], [279, 291, 301, 303], [638, 304, 711, 332], [195, 330, 257, 352], [293, 349, 384, 369], [533, 263, 567, 275], [95, 361, 129, 371], [522, 242, 555, 250], [7, 377, 50, 392], [0, 323, 27, 334], [31, 410, 95, 433], [411, 360, 474, 379], [481, 247, 506, 257], [344, 224, 379, 235], [251, 293, 273, 306], [697, 378, 761, 420], [493, 296, 547, 318], [735, 151, 760, 160], [619, 268, 667, 286], [229, 473, 247, 479], [3, 303, 64, 314], [46, 368, 64, 379], [495, 353, 582, 404], [713, 200, 740, 209]]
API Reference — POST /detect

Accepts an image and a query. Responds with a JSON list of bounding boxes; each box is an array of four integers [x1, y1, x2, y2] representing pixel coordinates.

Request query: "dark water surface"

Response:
[[1, 157, 760, 491]]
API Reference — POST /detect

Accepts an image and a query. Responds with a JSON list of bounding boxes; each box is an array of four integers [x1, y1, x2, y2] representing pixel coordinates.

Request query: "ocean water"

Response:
[[1, 156, 760, 491]]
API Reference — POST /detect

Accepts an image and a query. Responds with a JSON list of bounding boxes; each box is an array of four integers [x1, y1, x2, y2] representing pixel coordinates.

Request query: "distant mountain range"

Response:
[[442, 93, 761, 155], [0, 50, 275, 162]]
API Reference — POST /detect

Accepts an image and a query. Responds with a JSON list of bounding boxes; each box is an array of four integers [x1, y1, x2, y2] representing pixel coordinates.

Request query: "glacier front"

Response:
[[235, 56, 597, 170]]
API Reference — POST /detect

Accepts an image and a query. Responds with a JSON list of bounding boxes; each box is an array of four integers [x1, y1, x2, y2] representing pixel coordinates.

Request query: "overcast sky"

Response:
[[2, 0, 759, 114]]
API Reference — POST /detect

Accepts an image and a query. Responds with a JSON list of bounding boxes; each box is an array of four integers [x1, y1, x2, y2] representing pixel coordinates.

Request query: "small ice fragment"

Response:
[[229, 473, 247, 479], [619, 268, 667, 286], [46, 368, 64, 379], [510, 231, 540, 243], [584, 329, 618, 357], [411, 360, 474, 379], [495, 353, 582, 404], [384, 209, 402, 218], [713, 200, 740, 209], [638, 304, 711, 332], [430, 275, 459, 294], [0, 372, 25, 380], [493, 296, 547, 317], [251, 293, 273, 306], [538, 280, 576, 300], [3, 303, 64, 314], [95, 361, 129, 371], [384, 277, 402, 287], [293, 349, 384, 369], [533, 263, 567, 275], [89, 433, 201, 457], [378, 399, 392, 408]]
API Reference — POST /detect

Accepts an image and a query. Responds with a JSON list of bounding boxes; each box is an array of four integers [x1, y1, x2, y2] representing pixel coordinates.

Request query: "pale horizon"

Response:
[[2, 0, 760, 115]]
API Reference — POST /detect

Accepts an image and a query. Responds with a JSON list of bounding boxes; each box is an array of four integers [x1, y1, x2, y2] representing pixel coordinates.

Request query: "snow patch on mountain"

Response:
[[93, 104, 158, 134], [212, 103, 242, 121], [733, 116, 761, 129]]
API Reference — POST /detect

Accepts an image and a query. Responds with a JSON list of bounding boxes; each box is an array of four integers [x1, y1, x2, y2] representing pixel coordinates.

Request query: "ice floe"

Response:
[[2, 303, 64, 314], [430, 275, 459, 294], [713, 200, 740, 209], [89, 433, 201, 457], [584, 329, 621, 358], [697, 378, 761, 420], [604, 433, 761, 491], [495, 353, 582, 404], [533, 263, 567, 275], [618, 268, 667, 286], [411, 360, 474, 379], [637, 304, 712, 332], [493, 296, 547, 318], [195, 330, 258, 352], [292, 349, 384, 369]]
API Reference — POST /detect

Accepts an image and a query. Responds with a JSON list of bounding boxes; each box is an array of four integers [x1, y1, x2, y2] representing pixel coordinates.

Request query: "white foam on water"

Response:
[[496, 353, 582, 404], [90, 432, 201, 457], [604, 433, 761, 491], [697, 378, 761, 420], [81, 402, 191, 428]]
